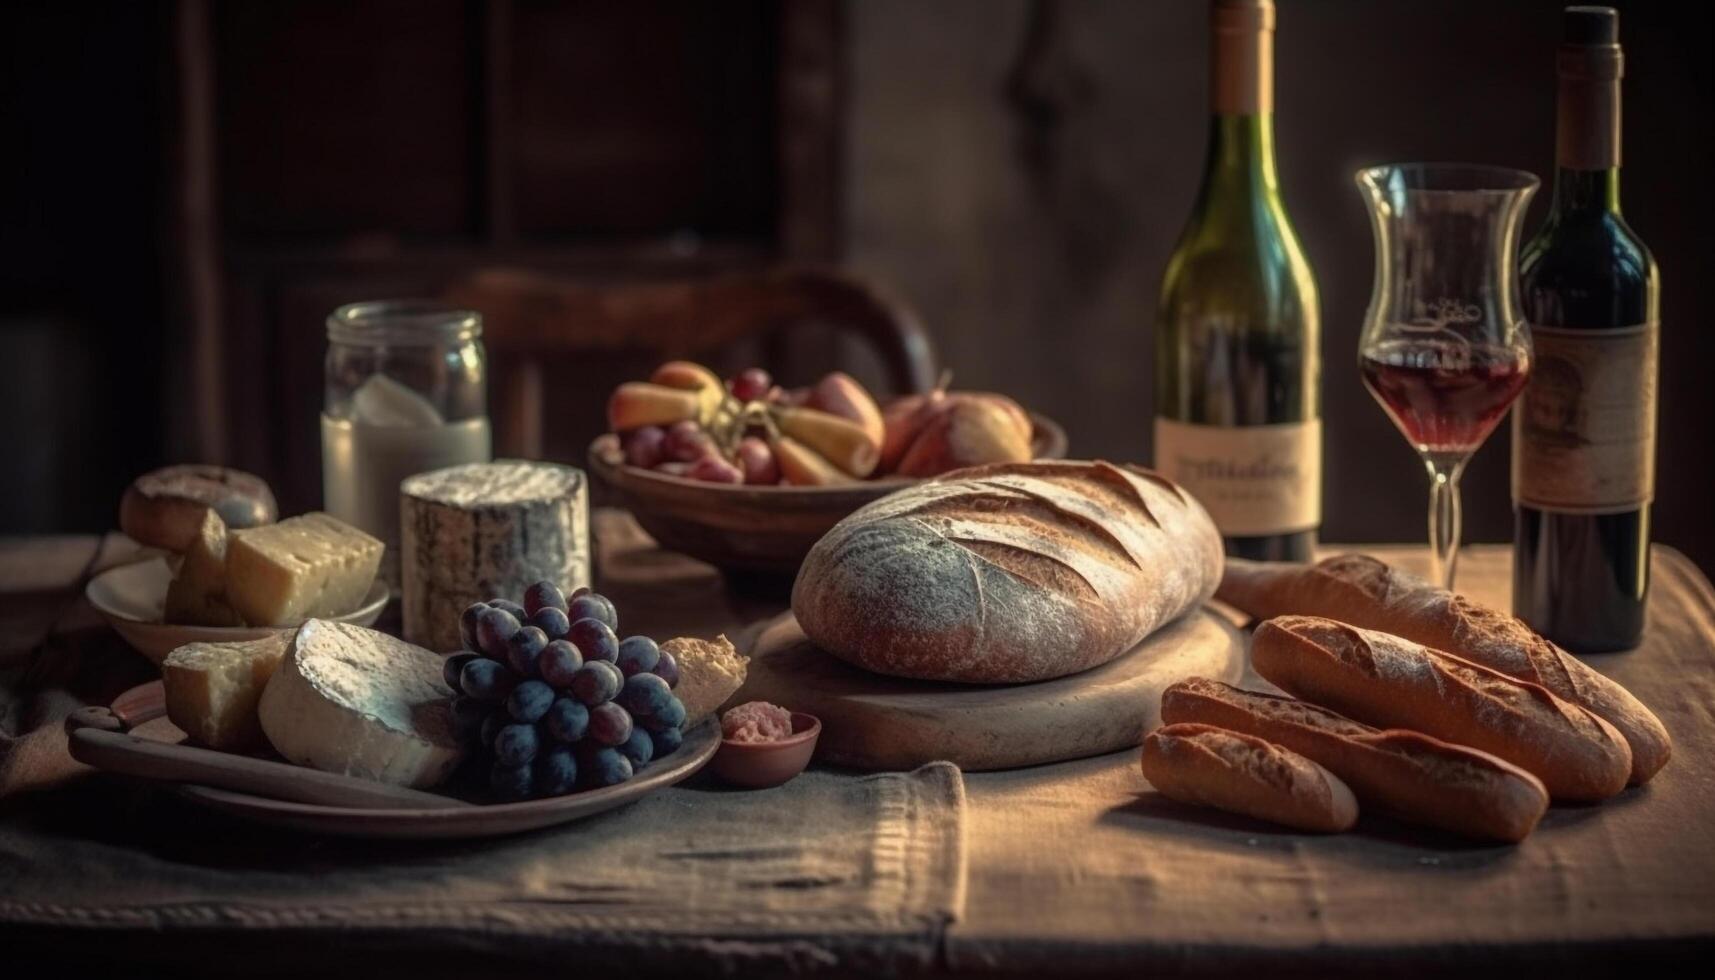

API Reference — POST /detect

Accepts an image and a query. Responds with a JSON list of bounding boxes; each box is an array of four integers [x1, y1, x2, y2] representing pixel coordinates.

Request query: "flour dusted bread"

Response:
[[1251, 616, 1632, 802], [1141, 723, 1358, 833], [1219, 555, 1670, 784], [1161, 677, 1549, 842], [792, 460, 1223, 683]]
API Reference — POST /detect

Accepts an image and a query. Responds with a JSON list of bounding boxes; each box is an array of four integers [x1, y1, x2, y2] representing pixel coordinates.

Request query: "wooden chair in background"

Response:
[[444, 267, 939, 459]]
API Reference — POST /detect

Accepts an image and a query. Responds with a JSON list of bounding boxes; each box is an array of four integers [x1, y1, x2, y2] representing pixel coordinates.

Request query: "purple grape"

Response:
[[539, 639, 584, 688], [581, 746, 633, 787], [588, 702, 633, 747], [506, 679, 555, 724], [489, 598, 528, 622], [491, 762, 534, 801], [641, 696, 686, 732], [475, 606, 522, 660], [460, 658, 517, 702], [568, 594, 617, 632], [534, 747, 578, 796], [479, 707, 507, 748], [651, 650, 680, 689], [649, 726, 683, 757], [570, 585, 591, 598], [618, 727, 654, 767], [617, 672, 673, 717], [544, 697, 589, 743], [459, 602, 489, 651], [624, 426, 667, 468], [450, 695, 488, 740], [442, 652, 478, 690], [616, 635, 660, 676], [568, 617, 619, 664], [570, 661, 623, 706], [493, 723, 540, 767], [524, 581, 568, 618], [531, 606, 571, 641], [506, 625, 549, 677]]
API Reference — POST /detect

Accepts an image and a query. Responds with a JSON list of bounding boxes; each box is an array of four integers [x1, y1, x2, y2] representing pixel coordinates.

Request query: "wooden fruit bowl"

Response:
[[588, 412, 1067, 579]]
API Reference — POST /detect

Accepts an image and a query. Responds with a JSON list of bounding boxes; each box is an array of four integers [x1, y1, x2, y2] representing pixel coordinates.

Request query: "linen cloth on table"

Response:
[[0, 762, 966, 972]]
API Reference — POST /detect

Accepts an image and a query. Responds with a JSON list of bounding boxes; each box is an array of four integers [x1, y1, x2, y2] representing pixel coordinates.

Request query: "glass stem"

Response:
[[1424, 454, 1467, 590]]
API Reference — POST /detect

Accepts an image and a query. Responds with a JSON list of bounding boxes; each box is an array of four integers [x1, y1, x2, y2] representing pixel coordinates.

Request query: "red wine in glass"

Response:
[[1360, 337, 1531, 453]]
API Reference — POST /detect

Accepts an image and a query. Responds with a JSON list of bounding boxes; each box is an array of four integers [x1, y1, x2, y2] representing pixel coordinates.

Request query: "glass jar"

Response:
[[322, 300, 492, 590]]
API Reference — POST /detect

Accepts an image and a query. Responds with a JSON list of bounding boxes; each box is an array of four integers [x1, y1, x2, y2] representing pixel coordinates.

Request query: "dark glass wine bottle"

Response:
[[1513, 6, 1659, 652], [1154, 0, 1320, 562]]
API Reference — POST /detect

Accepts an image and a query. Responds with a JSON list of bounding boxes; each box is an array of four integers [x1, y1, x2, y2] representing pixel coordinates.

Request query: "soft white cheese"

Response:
[[257, 620, 464, 788], [226, 513, 382, 627]]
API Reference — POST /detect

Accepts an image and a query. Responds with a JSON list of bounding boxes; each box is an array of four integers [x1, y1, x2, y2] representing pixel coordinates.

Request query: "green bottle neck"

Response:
[[1551, 166, 1620, 216], [1196, 113, 1281, 215]]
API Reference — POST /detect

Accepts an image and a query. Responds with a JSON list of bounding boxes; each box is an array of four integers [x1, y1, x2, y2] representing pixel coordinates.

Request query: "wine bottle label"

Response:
[[1153, 417, 1321, 536], [1512, 322, 1658, 513]]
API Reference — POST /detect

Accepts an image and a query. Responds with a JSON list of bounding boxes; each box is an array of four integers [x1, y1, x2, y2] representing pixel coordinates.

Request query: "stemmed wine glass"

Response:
[[1355, 164, 1538, 589]]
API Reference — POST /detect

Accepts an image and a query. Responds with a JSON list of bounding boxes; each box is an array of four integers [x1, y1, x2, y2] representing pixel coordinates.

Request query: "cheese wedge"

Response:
[[162, 633, 289, 750], [227, 513, 382, 627], [163, 509, 243, 627], [258, 620, 464, 788], [662, 634, 747, 727]]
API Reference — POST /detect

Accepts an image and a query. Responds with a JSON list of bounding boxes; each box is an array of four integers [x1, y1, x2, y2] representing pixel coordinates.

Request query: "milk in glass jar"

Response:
[[322, 301, 492, 590]]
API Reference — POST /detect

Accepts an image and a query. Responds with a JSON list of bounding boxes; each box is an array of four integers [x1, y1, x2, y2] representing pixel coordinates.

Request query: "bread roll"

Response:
[[792, 460, 1223, 683], [1141, 723, 1358, 833], [1161, 677, 1548, 842], [120, 465, 277, 552], [1219, 555, 1670, 784], [1251, 616, 1632, 802]]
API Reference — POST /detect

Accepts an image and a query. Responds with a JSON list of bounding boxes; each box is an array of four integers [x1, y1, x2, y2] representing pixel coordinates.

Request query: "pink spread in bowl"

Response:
[[721, 701, 795, 744]]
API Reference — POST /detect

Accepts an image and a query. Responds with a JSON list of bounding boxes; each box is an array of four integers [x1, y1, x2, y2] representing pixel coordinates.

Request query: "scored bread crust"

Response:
[[791, 460, 1224, 683], [1141, 723, 1358, 833], [1251, 616, 1632, 803], [1161, 677, 1549, 842], [1219, 555, 1670, 784]]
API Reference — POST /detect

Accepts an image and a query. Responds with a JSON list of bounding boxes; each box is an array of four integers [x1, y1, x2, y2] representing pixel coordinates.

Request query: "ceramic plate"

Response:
[[88, 680, 722, 840], [84, 557, 389, 665]]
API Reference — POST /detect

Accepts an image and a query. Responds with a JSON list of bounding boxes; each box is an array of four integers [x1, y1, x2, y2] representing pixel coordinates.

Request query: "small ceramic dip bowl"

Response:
[[711, 711, 821, 789]]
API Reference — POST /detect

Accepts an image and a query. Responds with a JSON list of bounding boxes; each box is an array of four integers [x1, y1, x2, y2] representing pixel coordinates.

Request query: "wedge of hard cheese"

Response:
[[227, 513, 382, 627], [162, 633, 289, 750], [164, 509, 244, 627], [258, 620, 464, 788]]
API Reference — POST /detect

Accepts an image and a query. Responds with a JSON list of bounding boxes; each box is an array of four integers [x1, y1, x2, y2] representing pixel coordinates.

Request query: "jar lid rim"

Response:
[[327, 300, 482, 344]]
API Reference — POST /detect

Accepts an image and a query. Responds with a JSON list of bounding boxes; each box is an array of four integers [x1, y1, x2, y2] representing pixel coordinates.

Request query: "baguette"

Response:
[[1160, 677, 1548, 842], [1219, 555, 1670, 783], [1252, 616, 1632, 802], [1140, 723, 1358, 833], [792, 460, 1222, 683]]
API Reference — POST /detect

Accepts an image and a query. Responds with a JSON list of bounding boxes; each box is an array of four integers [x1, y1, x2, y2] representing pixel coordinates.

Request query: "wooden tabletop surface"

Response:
[[2, 512, 1711, 976]]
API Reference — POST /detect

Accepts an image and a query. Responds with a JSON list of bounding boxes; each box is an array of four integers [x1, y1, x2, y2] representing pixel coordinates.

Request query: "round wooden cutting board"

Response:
[[736, 607, 1247, 772]]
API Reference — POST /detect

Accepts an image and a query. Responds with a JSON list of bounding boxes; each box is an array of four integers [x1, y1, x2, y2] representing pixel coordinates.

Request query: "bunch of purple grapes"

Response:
[[442, 580, 685, 802]]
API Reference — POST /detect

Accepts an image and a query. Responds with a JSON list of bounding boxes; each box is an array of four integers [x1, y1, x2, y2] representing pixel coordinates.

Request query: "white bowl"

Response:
[[85, 557, 389, 666]]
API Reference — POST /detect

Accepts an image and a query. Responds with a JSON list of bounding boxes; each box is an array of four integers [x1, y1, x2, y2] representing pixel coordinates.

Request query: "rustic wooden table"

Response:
[[2, 513, 1711, 976]]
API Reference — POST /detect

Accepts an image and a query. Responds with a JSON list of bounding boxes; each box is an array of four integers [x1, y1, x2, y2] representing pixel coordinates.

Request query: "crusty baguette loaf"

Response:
[[1160, 677, 1548, 842], [791, 460, 1223, 683], [1251, 616, 1632, 802], [1141, 723, 1358, 833], [1219, 555, 1670, 783]]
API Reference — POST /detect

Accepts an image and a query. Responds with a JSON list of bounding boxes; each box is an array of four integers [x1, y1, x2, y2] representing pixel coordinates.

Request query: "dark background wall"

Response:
[[3, 0, 1711, 572]]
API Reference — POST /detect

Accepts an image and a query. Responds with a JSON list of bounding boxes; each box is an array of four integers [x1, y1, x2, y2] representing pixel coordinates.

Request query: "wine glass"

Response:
[[1355, 164, 1538, 589]]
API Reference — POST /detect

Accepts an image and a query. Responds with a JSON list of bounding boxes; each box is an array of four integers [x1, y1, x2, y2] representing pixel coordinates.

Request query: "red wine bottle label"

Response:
[[1512, 322, 1658, 513], [1153, 417, 1320, 536]]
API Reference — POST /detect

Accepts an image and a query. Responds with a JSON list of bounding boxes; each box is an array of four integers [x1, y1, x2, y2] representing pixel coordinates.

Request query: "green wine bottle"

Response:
[[1153, 0, 1321, 561]]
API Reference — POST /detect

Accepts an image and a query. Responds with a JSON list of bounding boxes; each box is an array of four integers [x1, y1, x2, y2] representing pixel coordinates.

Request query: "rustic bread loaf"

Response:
[[1251, 616, 1633, 802], [1218, 555, 1670, 784], [1160, 677, 1549, 842], [1141, 723, 1358, 833], [791, 460, 1223, 683]]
